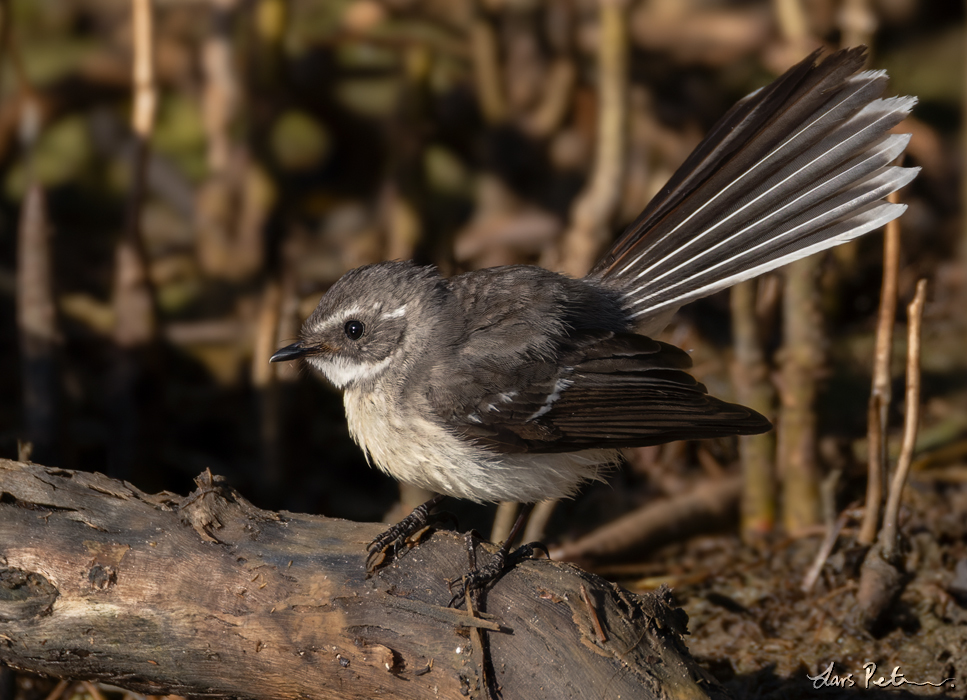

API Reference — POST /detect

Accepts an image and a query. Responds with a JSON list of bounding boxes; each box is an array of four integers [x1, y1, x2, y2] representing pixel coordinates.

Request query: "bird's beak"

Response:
[[270, 342, 309, 363]]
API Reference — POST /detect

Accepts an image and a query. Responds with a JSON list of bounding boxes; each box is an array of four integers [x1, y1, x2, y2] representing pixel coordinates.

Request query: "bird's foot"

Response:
[[448, 538, 548, 608], [366, 494, 453, 574]]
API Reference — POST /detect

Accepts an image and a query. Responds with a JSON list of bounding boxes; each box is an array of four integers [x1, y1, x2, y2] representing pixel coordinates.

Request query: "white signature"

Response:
[[807, 661, 954, 690]]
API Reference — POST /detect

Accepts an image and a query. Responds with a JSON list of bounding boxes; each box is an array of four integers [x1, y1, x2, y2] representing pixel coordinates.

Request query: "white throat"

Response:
[[309, 354, 392, 389]]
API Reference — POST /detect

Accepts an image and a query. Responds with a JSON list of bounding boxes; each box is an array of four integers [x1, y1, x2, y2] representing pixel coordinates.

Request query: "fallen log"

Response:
[[0, 459, 725, 699]]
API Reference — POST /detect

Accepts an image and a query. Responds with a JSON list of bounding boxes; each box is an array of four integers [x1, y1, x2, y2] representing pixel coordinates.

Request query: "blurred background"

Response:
[[4, 0, 967, 695]]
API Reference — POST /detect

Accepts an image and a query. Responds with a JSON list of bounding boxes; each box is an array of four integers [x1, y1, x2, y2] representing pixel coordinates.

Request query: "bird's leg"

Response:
[[366, 494, 452, 573], [449, 503, 547, 607]]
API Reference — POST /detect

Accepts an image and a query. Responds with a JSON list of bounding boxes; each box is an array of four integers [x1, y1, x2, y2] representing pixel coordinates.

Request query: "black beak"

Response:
[[270, 342, 309, 363]]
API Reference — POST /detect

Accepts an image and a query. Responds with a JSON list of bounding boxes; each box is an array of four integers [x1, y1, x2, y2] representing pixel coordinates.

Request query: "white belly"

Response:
[[343, 388, 617, 503]]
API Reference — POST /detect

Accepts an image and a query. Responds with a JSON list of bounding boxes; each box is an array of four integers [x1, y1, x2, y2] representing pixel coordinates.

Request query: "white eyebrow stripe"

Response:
[[381, 305, 407, 320], [314, 305, 363, 331]]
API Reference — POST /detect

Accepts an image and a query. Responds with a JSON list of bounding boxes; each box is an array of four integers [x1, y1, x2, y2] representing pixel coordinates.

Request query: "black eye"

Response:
[[344, 320, 364, 340]]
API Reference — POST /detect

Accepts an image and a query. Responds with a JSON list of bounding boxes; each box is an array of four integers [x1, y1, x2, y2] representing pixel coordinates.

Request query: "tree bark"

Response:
[[0, 459, 725, 700]]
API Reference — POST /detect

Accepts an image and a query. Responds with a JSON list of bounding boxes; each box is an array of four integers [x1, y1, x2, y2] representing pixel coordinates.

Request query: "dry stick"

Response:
[[801, 507, 850, 593], [777, 256, 824, 533], [253, 277, 284, 492], [522, 498, 558, 544], [108, 0, 159, 479], [552, 476, 741, 565], [731, 279, 776, 540], [963, 13, 967, 267], [878, 279, 927, 561], [581, 584, 608, 644], [114, 0, 158, 352], [771, 0, 815, 62], [557, 0, 628, 278], [81, 681, 107, 700], [196, 0, 244, 279], [384, 43, 431, 263], [831, 0, 874, 265], [469, 2, 507, 125], [41, 680, 69, 700], [17, 185, 60, 465], [527, 0, 629, 540], [491, 501, 519, 544], [853, 280, 927, 630], [522, 57, 576, 138], [858, 191, 902, 545], [0, 0, 8, 99], [838, 0, 876, 53], [772, 0, 823, 536], [10, 0, 61, 466]]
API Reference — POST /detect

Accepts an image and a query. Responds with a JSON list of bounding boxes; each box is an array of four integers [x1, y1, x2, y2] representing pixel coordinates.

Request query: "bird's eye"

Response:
[[344, 320, 365, 340]]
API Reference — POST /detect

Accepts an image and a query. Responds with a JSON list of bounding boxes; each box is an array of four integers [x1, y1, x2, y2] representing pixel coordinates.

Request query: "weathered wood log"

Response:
[[0, 459, 726, 699]]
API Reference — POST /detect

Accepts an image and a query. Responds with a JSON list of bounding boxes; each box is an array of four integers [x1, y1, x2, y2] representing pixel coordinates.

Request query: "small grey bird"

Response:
[[271, 48, 917, 578]]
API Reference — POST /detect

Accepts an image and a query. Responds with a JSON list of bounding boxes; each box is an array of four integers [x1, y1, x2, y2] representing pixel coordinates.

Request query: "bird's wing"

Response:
[[428, 330, 770, 454]]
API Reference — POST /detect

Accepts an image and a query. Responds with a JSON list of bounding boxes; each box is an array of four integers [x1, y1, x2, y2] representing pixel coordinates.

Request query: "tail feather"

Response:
[[587, 48, 918, 329]]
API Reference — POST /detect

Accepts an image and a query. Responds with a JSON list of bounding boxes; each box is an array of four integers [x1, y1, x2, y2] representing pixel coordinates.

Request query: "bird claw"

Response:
[[366, 496, 454, 575], [448, 541, 547, 608]]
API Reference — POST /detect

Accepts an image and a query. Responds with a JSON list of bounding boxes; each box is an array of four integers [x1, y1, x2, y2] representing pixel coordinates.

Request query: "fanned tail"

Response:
[[587, 47, 918, 331]]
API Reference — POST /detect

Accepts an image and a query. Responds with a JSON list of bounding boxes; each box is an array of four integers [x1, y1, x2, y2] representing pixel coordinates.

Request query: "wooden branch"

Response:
[[0, 460, 726, 700], [556, 0, 628, 278], [777, 256, 823, 533], [551, 476, 741, 566], [730, 279, 776, 540], [854, 279, 927, 631], [858, 191, 902, 545], [16, 185, 61, 465], [878, 278, 927, 560], [469, 4, 507, 125]]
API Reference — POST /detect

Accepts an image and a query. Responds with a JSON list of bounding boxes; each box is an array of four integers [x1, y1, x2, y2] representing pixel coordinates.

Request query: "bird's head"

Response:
[[270, 261, 448, 390]]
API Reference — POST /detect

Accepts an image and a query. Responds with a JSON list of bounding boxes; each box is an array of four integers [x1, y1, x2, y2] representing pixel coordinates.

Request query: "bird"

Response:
[[270, 47, 918, 587]]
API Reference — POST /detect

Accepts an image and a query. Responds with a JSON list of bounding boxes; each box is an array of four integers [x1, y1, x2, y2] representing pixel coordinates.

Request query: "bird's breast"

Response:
[[342, 387, 617, 503]]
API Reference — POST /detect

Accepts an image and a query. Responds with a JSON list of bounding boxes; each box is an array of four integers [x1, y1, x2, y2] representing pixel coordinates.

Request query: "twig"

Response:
[[460, 536, 497, 700], [253, 277, 284, 492], [837, 0, 876, 50], [196, 0, 246, 278], [202, 0, 239, 175], [581, 584, 608, 644], [522, 499, 557, 544], [878, 279, 927, 560], [730, 279, 776, 540], [0, 0, 9, 100], [491, 501, 519, 544], [771, 3, 824, 534], [42, 680, 69, 700], [777, 256, 823, 533], [82, 681, 108, 700], [385, 43, 431, 263], [772, 0, 810, 48], [801, 507, 851, 593], [113, 0, 158, 351], [853, 279, 927, 631], [771, 0, 817, 67], [131, 0, 157, 145], [107, 0, 159, 478], [859, 191, 902, 545], [16, 185, 60, 464], [552, 476, 741, 564], [523, 57, 576, 137], [962, 13, 967, 268], [556, 0, 628, 277], [469, 3, 507, 125]]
